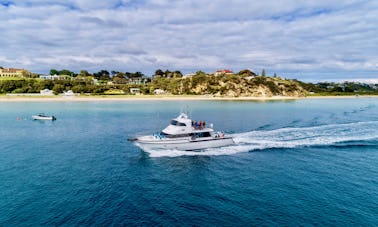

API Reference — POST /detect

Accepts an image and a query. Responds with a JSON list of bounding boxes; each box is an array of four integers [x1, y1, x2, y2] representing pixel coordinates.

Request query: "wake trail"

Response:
[[143, 121, 378, 157]]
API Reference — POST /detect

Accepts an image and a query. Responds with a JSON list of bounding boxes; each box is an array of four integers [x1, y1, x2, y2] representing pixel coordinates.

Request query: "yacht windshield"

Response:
[[170, 120, 186, 126], [160, 132, 190, 138]]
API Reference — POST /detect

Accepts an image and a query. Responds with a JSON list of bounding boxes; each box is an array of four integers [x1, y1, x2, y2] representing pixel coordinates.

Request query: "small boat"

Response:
[[130, 113, 234, 151], [32, 113, 57, 121]]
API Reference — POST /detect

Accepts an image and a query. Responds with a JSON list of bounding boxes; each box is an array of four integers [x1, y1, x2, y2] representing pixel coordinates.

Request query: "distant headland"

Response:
[[1, 67, 377, 98]]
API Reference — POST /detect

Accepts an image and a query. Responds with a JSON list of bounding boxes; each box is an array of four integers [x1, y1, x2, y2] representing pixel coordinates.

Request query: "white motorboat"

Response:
[[32, 113, 56, 121], [131, 113, 234, 151]]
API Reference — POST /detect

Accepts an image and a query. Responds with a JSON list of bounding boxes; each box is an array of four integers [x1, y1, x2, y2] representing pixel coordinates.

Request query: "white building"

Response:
[[63, 90, 75, 97], [39, 74, 68, 80], [40, 89, 54, 95], [154, 89, 166, 95]]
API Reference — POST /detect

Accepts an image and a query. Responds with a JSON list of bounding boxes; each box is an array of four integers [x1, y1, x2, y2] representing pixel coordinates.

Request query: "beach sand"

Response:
[[0, 95, 299, 102], [0, 94, 377, 102]]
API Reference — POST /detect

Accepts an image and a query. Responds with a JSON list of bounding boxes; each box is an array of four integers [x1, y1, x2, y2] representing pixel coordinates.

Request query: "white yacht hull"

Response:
[[135, 136, 234, 151]]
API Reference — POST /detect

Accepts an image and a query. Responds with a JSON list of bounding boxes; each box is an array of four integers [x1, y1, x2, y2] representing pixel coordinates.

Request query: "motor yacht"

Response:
[[131, 113, 234, 151]]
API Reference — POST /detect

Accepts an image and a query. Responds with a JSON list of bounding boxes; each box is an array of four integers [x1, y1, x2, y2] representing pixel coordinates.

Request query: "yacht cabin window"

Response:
[[170, 120, 186, 126]]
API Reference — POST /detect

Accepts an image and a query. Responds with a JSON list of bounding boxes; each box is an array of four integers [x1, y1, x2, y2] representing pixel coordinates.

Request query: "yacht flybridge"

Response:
[[131, 113, 234, 151]]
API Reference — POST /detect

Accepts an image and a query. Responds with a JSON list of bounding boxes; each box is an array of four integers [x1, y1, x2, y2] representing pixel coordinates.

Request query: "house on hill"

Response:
[[128, 77, 150, 85], [39, 74, 69, 80], [214, 69, 233, 76]]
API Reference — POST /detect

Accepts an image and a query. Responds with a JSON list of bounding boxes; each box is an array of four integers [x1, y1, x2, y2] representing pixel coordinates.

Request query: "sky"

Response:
[[0, 0, 377, 81]]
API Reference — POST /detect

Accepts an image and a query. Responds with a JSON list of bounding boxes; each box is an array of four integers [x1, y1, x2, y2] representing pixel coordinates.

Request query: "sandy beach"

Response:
[[0, 95, 303, 102], [305, 95, 378, 99], [0, 94, 377, 102]]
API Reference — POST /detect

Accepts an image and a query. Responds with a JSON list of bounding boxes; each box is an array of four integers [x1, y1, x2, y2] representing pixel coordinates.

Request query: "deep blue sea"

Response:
[[1, 98, 378, 226]]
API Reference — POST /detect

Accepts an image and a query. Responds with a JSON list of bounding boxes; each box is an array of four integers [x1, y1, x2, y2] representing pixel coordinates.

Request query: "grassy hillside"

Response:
[[151, 75, 307, 97]]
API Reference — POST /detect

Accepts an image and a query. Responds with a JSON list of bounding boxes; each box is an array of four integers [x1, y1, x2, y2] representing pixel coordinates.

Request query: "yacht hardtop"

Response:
[[162, 113, 211, 136]]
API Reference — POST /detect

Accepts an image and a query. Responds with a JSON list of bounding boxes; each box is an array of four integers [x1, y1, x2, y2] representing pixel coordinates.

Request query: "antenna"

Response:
[[186, 105, 192, 119], [180, 105, 191, 118]]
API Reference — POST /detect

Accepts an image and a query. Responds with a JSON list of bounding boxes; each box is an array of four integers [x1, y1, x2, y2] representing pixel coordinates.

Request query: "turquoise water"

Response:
[[1, 98, 378, 225]]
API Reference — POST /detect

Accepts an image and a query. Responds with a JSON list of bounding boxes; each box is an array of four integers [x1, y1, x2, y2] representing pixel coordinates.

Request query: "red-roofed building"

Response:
[[214, 69, 233, 76]]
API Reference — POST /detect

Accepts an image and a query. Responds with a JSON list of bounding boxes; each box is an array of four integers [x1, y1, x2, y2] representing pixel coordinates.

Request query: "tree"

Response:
[[93, 70, 110, 80], [111, 71, 119, 77], [50, 69, 59, 75], [164, 70, 172, 78], [78, 70, 91, 77], [52, 84, 65, 94], [114, 72, 126, 78], [112, 72, 127, 84], [133, 71, 144, 78], [261, 69, 266, 77], [22, 70, 32, 78], [113, 77, 128, 84], [41, 80, 54, 90], [238, 69, 257, 77], [125, 72, 132, 79], [59, 69, 74, 76], [173, 70, 183, 78], [155, 69, 164, 77], [0, 80, 18, 93], [195, 71, 206, 76]]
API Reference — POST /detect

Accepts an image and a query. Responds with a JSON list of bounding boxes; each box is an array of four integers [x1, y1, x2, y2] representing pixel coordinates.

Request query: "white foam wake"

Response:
[[142, 121, 378, 157]]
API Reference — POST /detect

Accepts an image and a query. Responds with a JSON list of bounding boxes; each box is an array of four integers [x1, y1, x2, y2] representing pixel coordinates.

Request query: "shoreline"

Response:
[[0, 94, 377, 102], [305, 95, 378, 99], [0, 95, 299, 102]]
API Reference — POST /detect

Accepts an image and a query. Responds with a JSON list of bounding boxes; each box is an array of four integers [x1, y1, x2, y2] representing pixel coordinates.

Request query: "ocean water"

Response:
[[0, 98, 377, 226]]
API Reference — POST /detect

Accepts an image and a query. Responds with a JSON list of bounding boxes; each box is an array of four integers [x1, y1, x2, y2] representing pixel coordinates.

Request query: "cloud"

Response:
[[0, 0, 377, 80]]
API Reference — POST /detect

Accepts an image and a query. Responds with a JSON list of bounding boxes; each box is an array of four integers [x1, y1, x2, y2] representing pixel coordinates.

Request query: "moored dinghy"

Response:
[[32, 113, 57, 121], [131, 113, 234, 151]]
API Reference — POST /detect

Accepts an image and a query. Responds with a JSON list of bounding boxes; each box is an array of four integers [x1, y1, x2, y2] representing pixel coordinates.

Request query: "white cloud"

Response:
[[0, 0, 377, 80]]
